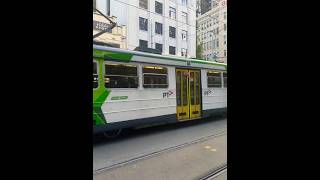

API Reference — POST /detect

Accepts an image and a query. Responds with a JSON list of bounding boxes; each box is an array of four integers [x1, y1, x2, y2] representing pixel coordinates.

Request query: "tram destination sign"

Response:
[[93, 20, 112, 33]]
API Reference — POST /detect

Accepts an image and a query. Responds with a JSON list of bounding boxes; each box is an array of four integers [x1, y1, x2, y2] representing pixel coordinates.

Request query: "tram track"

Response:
[[93, 129, 227, 175], [198, 163, 227, 180]]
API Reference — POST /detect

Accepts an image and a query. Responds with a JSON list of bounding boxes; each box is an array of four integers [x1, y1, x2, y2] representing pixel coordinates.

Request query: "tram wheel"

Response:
[[103, 129, 122, 138]]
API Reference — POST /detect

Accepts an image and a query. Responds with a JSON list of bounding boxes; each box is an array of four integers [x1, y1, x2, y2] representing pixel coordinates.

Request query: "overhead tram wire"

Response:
[[112, 0, 227, 40], [93, 7, 117, 39]]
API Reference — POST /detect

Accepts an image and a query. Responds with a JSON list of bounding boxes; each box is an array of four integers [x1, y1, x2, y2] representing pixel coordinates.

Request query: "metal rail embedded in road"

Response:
[[198, 163, 227, 180], [93, 129, 227, 175]]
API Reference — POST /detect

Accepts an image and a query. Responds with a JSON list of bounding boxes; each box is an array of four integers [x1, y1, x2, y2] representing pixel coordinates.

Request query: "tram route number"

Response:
[[163, 90, 174, 98]]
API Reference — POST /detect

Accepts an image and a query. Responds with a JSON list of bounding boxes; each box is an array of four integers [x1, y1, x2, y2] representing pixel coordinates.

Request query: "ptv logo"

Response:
[[204, 89, 212, 96], [163, 90, 174, 98]]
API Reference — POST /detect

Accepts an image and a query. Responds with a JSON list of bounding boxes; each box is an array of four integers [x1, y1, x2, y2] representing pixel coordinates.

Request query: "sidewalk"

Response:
[[93, 134, 227, 180]]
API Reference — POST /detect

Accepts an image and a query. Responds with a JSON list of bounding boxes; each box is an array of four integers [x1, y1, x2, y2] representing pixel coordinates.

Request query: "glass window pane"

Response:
[[93, 62, 98, 89], [143, 66, 168, 88], [105, 64, 138, 88], [207, 71, 222, 88]]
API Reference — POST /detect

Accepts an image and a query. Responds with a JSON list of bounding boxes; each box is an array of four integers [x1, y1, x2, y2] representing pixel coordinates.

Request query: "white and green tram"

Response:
[[93, 45, 227, 134]]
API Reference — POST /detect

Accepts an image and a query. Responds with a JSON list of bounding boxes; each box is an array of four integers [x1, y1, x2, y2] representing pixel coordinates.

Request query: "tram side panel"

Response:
[[101, 65, 177, 129], [201, 69, 227, 117]]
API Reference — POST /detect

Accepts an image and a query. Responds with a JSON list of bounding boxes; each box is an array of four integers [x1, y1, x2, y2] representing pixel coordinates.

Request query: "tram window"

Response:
[[105, 64, 138, 88], [207, 71, 222, 88], [143, 66, 168, 88], [223, 72, 227, 88], [93, 62, 98, 89]]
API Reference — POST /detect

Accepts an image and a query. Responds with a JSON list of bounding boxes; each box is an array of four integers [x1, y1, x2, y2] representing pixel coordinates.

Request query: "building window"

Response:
[[104, 64, 138, 88], [181, 48, 187, 57], [139, 17, 148, 31], [212, 39, 215, 48], [155, 1, 163, 14], [169, 7, 176, 19], [224, 12, 227, 20], [182, 0, 187, 6], [224, 23, 227, 31], [207, 71, 222, 88], [216, 38, 219, 47], [139, 39, 148, 49], [223, 72, 227, 88], [139, 0, 148, 10], [182, 30, 187, 40], [182, 12, 188, 24], [169, 46, 176, 55], [155, 22, 163, 35], [169, 26, 176, 38], [155, 43, 163, 53], [143, 66, 168, 88], [216, 27, 219, 35], [224, 50, 227, 57], [93, 61, 98, 89], [224, 35, 227, 45]]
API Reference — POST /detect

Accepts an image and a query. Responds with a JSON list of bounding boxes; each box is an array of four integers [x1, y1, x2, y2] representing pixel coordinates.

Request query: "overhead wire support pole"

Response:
[[93, 7, 117, 39]]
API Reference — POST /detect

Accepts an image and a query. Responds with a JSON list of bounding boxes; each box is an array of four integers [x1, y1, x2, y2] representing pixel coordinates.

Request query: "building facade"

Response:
[[93, 11, 127, 48], [96, 0, 197, 58], [196, 0, 227, 63]]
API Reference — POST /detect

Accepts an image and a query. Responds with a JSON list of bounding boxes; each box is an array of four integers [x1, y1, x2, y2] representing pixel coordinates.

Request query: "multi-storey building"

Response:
[[96, 0, 197, 58], [93, 12, 127, 48], [196, 0, 227, 63]]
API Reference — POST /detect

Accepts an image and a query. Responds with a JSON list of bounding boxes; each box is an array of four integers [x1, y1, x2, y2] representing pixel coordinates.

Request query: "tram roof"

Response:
[[93, 44, 227, 70]]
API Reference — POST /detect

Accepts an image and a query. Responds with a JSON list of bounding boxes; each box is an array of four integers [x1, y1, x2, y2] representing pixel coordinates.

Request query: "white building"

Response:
[[197, 0, 227, 63], [96, 0, 197, 58]]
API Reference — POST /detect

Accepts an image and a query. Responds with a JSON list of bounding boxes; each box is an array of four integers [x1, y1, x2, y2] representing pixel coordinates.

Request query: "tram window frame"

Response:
[[207, 70, 222, 88], [142, 65, 168, 89], [223, 72, 227, 88], [93, 60, 99, 89], [104, 63, 139, 89]]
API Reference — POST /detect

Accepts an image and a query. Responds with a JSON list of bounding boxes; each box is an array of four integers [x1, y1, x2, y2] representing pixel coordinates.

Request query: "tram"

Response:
[[93, 45, 227, 134]]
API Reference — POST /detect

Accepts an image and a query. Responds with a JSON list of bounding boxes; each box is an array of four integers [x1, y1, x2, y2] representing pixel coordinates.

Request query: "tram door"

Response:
[[176, 69, 201, 121]]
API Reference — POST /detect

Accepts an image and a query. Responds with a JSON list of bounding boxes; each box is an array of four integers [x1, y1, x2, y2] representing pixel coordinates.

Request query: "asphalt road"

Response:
[[93, 117, 227, 172]]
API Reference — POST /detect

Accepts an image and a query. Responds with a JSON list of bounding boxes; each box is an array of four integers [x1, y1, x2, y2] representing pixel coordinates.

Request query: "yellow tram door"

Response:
[[189, 70, 201, 119], [176, 69, 190, 120]]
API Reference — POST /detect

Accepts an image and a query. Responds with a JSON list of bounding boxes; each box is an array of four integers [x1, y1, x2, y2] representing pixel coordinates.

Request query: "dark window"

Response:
[[224, 23, 227, 31], [139, 17, 148, 31], [139, 0, 148, 9], [223, 72, 227, 88], [143, 66, 168, 88], [155, 1, 163, 14], [155, 22, 163, 35], [182, 12, 188, 23], [181, 30, 187, 40], [169, 46, 176, 55], [181, 48, 187, 57], [105, 64, 138, 88], [207, 71, 222, 88], [155, 43, 163, 53], [139, 39, 148, 49], [169, 7, 176, 19], [169, 26, 176, 38], [93, 61, 98, 88]]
